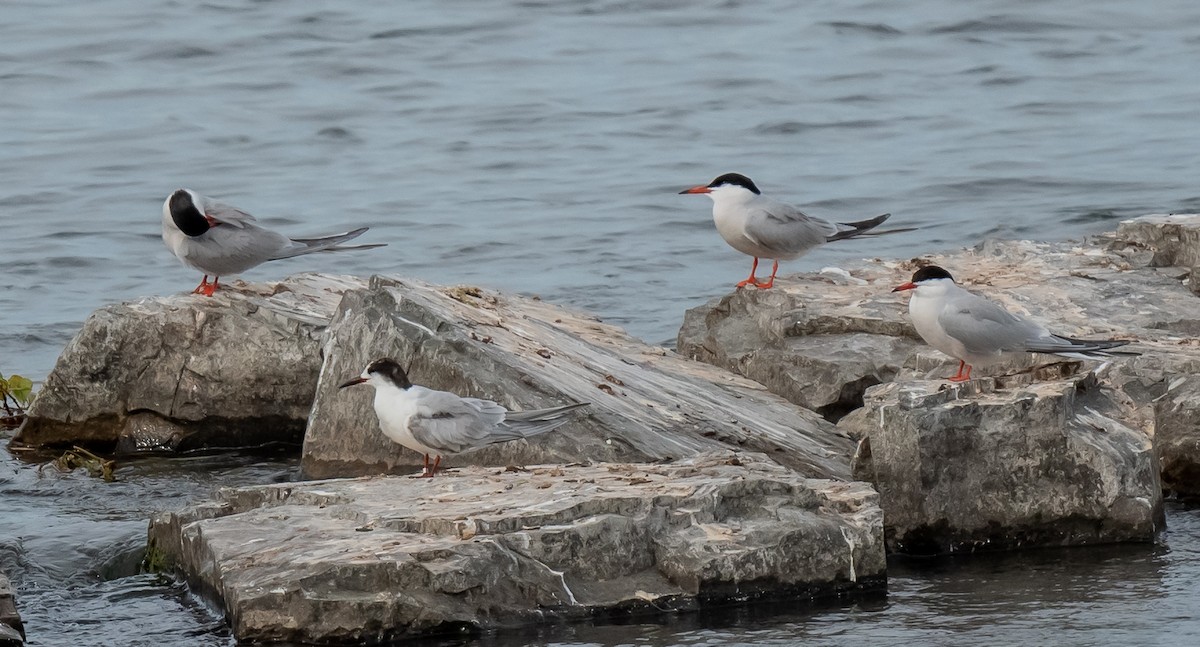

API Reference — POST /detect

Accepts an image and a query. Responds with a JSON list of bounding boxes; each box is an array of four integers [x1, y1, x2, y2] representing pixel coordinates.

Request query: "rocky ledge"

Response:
[[147, 452, 884, 645], [16, 274, 367, 453], [841, 369, 1162, 554], [679, 214, 1200, 501]]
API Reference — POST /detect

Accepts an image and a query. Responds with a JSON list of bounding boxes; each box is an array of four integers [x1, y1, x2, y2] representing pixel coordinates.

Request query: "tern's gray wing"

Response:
[[407, 391, 510, 454], [741, 197, 838, 257], [175, 222, 292, 276], [197, 195, 259, 229], [937, 290, 1045, 355]]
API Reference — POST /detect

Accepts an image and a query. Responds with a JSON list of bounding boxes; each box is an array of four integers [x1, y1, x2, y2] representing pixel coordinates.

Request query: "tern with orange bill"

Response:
[[679, 173, 908, 289], [893, 265, 1136, 381]]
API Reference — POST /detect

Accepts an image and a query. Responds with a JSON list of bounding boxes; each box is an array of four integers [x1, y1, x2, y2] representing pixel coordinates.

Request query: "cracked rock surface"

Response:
[[303, 275, 853, 480], [15, 274, 366, 452], [147, 452, 885, 645], [842, 371, 1163, 554]]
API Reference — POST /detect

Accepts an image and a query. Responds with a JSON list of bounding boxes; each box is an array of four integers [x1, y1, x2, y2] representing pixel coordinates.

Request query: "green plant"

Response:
[[1, 372, 34, 428]]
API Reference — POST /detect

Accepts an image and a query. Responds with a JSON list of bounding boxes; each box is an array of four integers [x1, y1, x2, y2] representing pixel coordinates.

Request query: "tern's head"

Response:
[[166, 189, 216, 238], [678, 173, 761, 203], [338, 357, 413, 390], [892, 265, 955, 294]]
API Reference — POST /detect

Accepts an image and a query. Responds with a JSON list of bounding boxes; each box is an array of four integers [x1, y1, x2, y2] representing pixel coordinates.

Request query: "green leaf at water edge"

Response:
[[6, 374, 33, 405]]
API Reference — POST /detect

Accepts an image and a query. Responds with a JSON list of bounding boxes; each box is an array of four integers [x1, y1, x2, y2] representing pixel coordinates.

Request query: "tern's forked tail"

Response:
[[1027, 336, 1139, 359], [827, 213, 898, 242], [495, 402, 590, 441], [270, 226, 387, 261]]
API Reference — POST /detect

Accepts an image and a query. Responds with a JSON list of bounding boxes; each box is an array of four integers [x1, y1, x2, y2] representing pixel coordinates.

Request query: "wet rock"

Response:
[[842, 371, 1163, 554], [1152, 376, 1200, 499], [147, 452, 884, 645], [0, 573, 22, 646], [1115, 213, 1200, 294], [303, 276, 854, 480], [15, 274, 366, 452]]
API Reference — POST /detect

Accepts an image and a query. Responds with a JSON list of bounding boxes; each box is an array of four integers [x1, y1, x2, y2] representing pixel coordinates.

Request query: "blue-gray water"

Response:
[[2, 0, 1200, 645]]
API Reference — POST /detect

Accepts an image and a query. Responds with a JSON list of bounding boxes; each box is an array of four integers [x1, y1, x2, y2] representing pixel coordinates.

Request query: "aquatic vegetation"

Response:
[[0, 372, 33, 429]]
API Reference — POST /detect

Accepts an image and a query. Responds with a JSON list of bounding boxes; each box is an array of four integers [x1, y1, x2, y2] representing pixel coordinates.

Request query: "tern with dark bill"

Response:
[[162, 188, 385, 296], [893, 265, 1136, 382], [679, 173, 906, 289], [339, 358, 589, 477]]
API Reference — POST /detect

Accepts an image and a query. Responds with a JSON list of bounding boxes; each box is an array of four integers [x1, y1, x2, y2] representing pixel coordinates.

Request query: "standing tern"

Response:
[[679, 173, 905, 289], [162, 188, 385, 296], [339, 358, 590, 477], [893, 265, 1135, 382]]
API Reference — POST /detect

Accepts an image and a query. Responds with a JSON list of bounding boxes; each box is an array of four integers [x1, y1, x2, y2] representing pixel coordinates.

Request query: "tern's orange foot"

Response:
[[199, 283, 218, 297], [948, 374, 971, 382], [752, 279, 775, 289], [735, 278, 759, 289]]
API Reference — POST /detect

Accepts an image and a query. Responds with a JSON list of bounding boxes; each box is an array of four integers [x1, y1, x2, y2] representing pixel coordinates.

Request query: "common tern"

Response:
[[679, 173, 904, 289], [162, 189, 385, 296], [339, 358, 590, 477], [893, 265, 1135, 381]]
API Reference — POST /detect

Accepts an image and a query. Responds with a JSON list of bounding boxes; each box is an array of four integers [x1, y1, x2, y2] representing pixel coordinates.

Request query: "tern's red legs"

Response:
[[419, 454, 442, 478], [735, 258, 779, 290], [192, 275, 221, 297], [948, 361, 973, 382]]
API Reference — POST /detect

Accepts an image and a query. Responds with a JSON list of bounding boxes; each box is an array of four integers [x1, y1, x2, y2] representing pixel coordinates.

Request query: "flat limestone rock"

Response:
[[680, 218, 1200, 438], [146, 452, 885, 644], [842, 372, 1163, 554], [302, 276, 854, 480], [1153, 375, 1200, 499], [16, 274, 366, 452]]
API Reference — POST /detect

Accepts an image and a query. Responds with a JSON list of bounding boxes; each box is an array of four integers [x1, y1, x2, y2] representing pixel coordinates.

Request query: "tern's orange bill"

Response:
[[892, 282, 916, 292], [678, 185, 711, 194]]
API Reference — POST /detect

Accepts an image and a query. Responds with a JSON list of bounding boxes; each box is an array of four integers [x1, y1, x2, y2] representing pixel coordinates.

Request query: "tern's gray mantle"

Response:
[[147, 452, 885, 645]]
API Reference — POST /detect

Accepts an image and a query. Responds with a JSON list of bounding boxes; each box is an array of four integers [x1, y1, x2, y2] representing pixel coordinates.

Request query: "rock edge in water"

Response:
[[147, 452, 885, 644]]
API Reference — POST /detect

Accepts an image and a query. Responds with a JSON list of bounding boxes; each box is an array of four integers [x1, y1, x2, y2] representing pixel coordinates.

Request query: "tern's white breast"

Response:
[[372, 384, 437, 456]]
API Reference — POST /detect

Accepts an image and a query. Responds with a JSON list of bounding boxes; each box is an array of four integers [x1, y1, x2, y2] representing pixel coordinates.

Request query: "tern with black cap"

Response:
[[162, 188, 385, 296], [339, 358, 590, 477], [679, 173, 906, 289], [893, 265, 1136, 381]]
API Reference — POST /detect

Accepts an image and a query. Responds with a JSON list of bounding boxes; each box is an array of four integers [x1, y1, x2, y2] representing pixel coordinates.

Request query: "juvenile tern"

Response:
[[893, 265, 1135, 381], [679, 173, 904, 289], [339, 358, 590, 477], [162, 188, 385, 296]]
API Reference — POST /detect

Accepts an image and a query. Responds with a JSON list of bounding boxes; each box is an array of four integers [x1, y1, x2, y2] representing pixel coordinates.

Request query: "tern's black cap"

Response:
[[912, 265, 955, 283], [707, 172, 760, 195], [366, 357, 412, 390]]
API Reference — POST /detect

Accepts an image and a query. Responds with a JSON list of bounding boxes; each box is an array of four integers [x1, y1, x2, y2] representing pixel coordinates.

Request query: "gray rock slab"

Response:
[[842, 371, 1163, 554], [16, 274, 366, 452], [1116, 213, 1200, 294], [681, 222, 1200, 441], [302, 276, 854, 480], [0, 573, 22, 645], [147, 452, 885, 644], [1153, 375, 1200, 499]]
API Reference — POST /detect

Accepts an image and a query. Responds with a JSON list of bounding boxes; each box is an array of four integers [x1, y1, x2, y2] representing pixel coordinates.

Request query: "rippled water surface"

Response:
[[3, 0, 1200, 645]]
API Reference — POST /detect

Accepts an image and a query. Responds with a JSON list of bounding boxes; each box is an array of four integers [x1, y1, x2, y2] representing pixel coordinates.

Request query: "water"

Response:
[[2, 0, 1200, 644]]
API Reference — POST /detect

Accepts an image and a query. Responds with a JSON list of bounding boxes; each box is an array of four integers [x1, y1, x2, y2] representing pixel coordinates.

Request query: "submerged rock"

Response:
[[842, 371, 1163, 554], [303, 276, 854, 480], [146, 452, 885, 645], [15, 275, 366, 452], [0, 573, 22, 646]]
